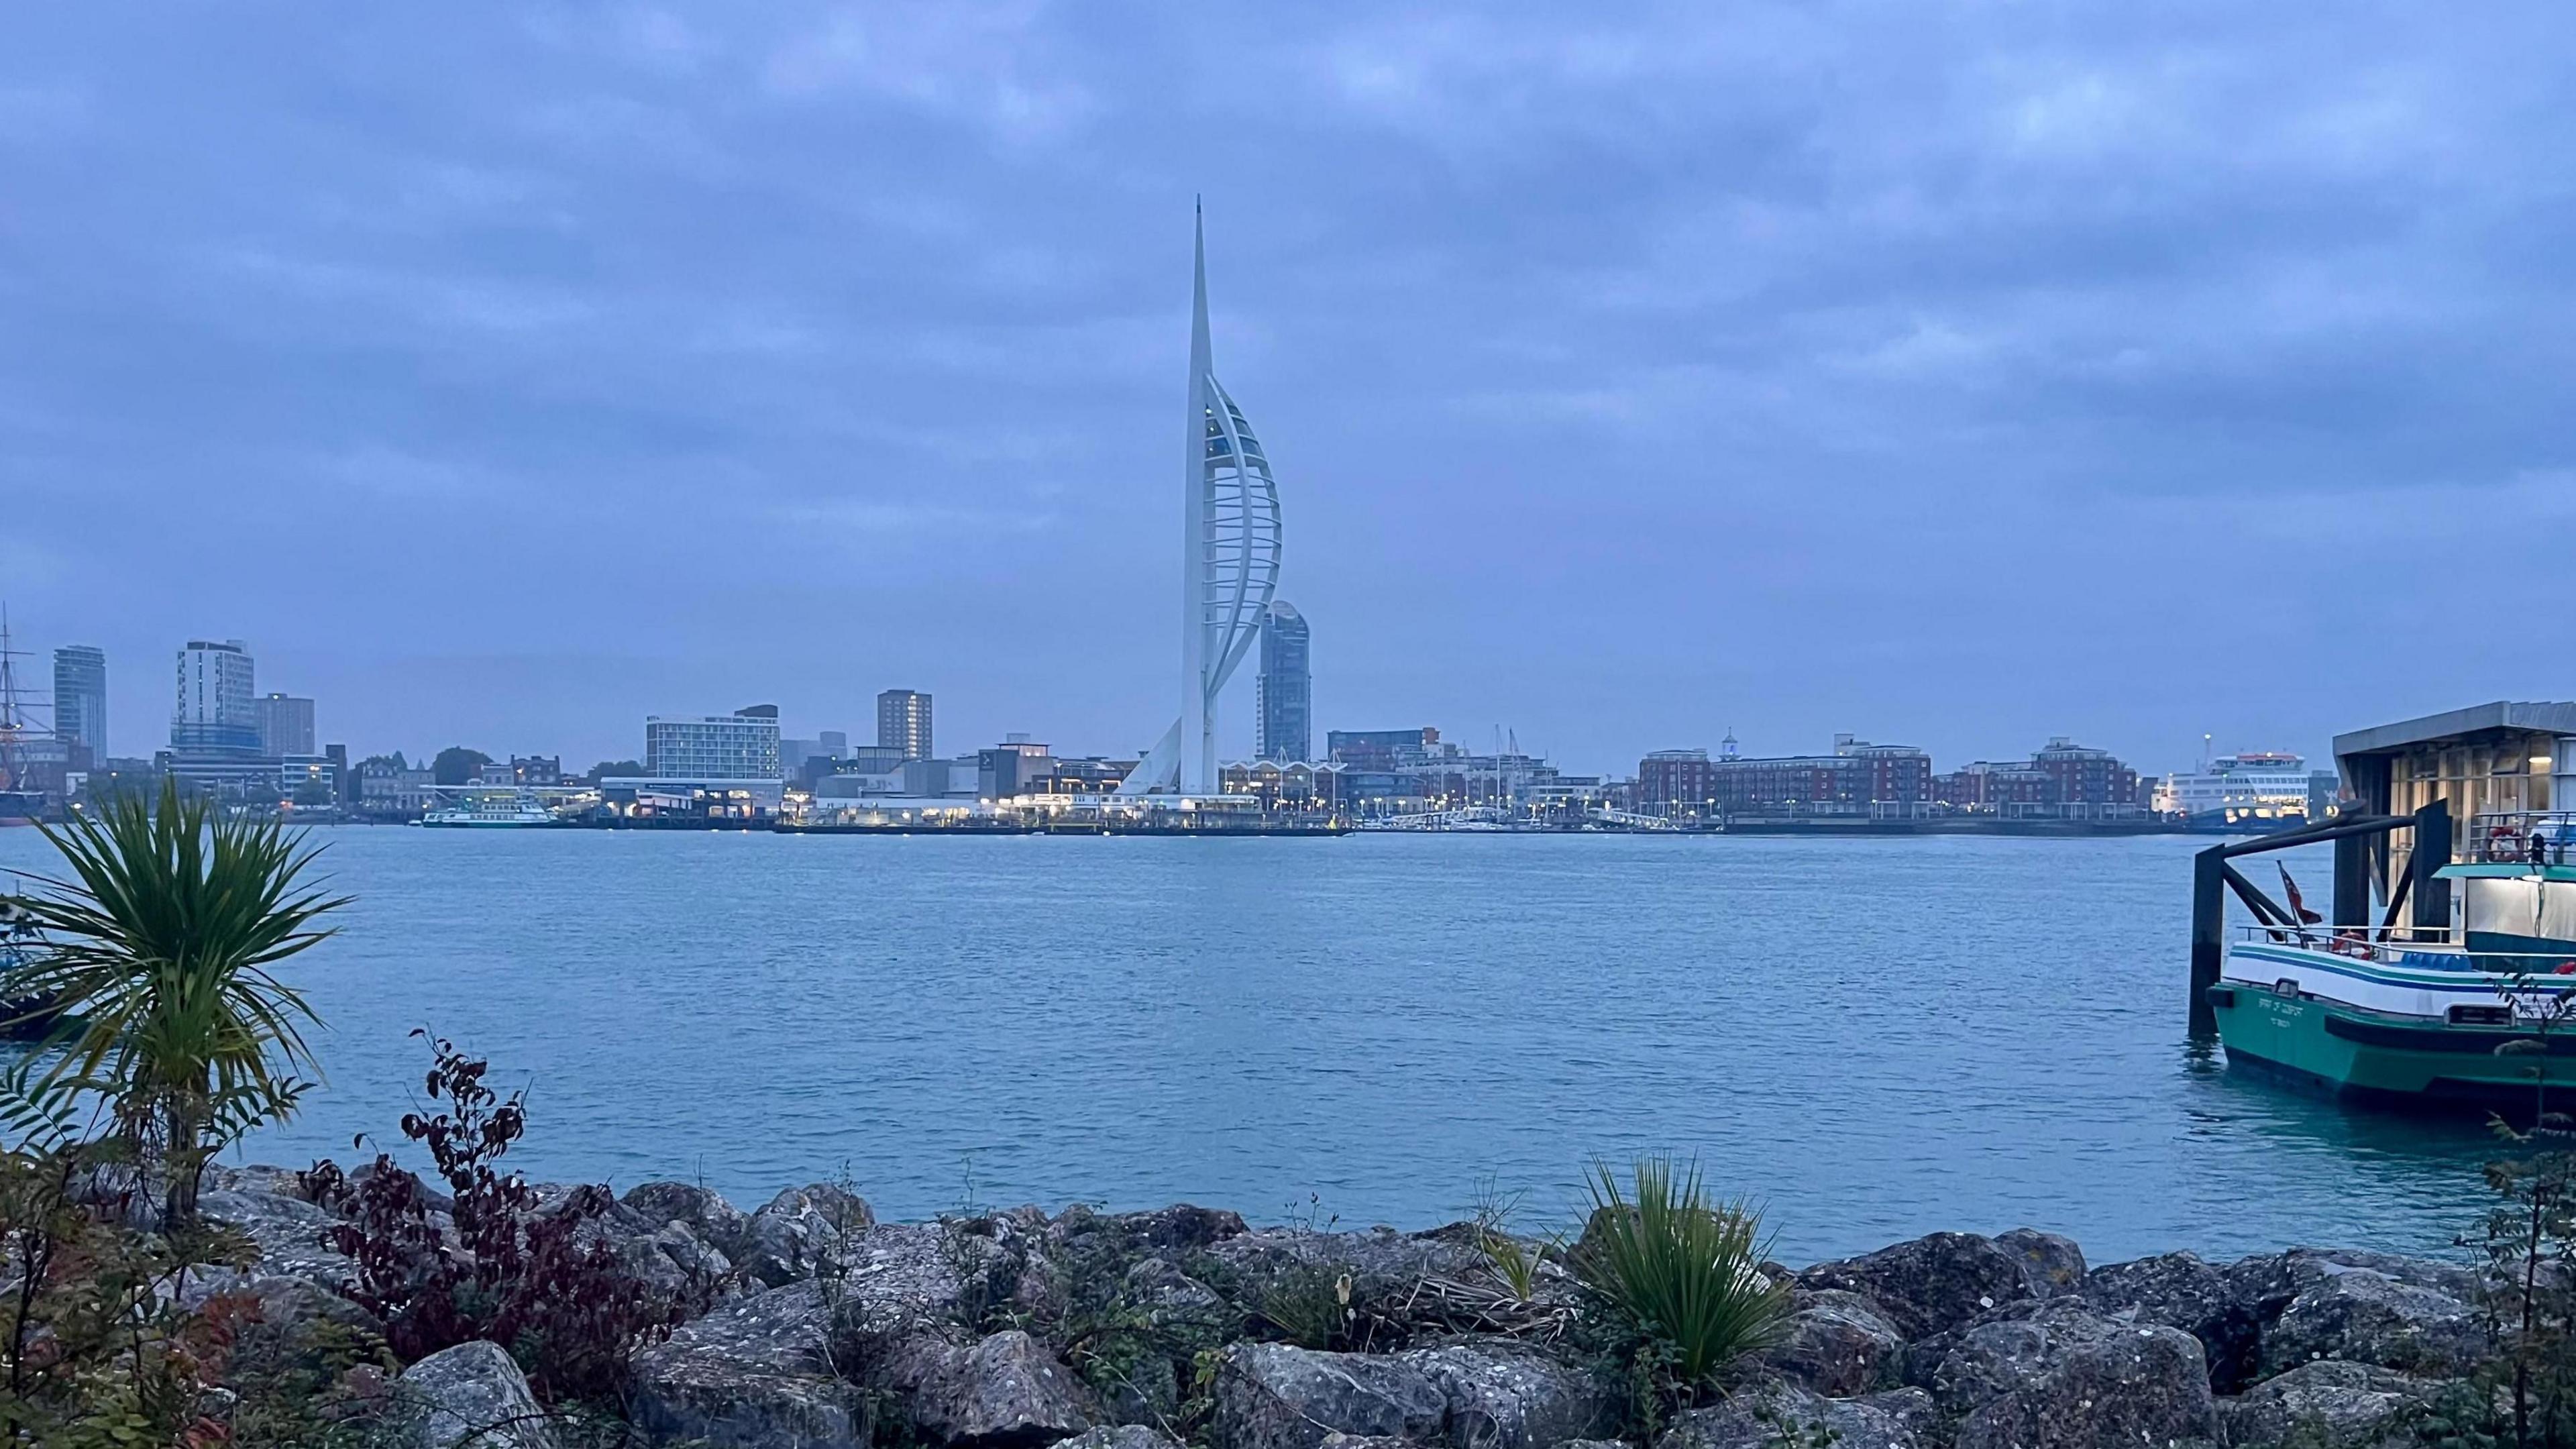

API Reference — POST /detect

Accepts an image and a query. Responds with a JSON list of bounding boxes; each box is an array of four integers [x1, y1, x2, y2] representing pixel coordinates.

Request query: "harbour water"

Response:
[[0, 827, 2500, 1264]]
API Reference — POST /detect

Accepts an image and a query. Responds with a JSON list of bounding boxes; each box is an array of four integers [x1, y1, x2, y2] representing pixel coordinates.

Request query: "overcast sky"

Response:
[[3, 4, 2569, 775]]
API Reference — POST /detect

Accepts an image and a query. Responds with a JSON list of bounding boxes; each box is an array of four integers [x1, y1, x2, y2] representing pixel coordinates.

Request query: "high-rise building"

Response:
[[1256, 600, 1311, 762], [254, 692, 316, 757], [646, 704, 782, 780], [877, 690, 933, 761], [52, 646, 106, 760], [1119, 205, 1284, 797], [172, 640, 258, 754]]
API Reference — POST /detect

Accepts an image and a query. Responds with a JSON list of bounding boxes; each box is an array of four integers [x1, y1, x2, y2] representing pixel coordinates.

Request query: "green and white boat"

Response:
[[2212, 830, 2576, 1108]]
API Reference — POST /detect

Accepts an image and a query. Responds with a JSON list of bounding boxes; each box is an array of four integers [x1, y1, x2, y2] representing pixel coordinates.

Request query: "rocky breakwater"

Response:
[[197, 1165, 2496, 1449]]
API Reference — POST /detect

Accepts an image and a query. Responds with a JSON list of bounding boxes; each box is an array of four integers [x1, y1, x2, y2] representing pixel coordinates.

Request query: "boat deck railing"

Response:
[[2231, 921, 2576, 973], [2461, 810, 2576, 866]]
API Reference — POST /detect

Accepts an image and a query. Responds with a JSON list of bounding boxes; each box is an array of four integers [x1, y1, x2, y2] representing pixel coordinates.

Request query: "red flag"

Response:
[[2278, 863, 2324, 925]]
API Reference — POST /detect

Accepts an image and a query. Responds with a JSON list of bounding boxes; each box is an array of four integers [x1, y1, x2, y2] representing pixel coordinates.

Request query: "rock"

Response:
[[1658, 1385, 1929, 1449], [624, 1180, 754, 1260], [839, 1220, 1008, 1336], [199, 1187, 355, 1286], [647, 1218, 737, 1287], [2081, 1251, 2263, 1391], [1207, 1226, 1485, 1287], [1928, 1298, 2218, 1449], [1214, 1341, 1448, 1449], [1127, 1255, 1229, 1315], [2220, 1360, 2432, 1448], [1059, 1429, 1187, 1449], [738, 1183, 877, 1287], [1399, 1341, 1611, 1449], [203, 1163, 313, 1199], [629, 1279, 866, 1449], [2233, 1248, 2480, 1307], [890, 1328, 1097, 1446], [180, 1269, 381, 1335], [394, 1340, 551, 1449], [1994, 1228, 2085, 1298], [2259, 1265, 2485, 1379], [1798, 1232, 2035, 1340], [1766, 1288, 1906, 1396], [1052, 1201, 1250, 1258]]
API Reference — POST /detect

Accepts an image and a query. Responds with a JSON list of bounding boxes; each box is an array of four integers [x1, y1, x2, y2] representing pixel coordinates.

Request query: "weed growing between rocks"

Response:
[[1470, 1179, 1554, 1305], [1570, 1155, 1789, 1438]]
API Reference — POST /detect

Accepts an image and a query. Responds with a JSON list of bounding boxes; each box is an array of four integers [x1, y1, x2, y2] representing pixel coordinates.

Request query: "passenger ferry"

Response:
[[2206, 702, 2576, 1110], [420, 788, 561, 828]]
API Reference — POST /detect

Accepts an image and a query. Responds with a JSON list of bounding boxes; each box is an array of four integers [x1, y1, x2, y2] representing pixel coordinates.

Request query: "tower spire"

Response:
[[1122, 199, 1285, 799]]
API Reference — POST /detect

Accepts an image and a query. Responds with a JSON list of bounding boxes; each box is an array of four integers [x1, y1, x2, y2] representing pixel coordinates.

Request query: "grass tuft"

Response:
[[1574, 1155, 1786, 1394]]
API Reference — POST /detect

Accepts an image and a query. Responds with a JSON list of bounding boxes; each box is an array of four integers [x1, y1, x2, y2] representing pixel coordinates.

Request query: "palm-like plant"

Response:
[[1576, 1155, 1787, 1395], [1, 777, 345, 1226]]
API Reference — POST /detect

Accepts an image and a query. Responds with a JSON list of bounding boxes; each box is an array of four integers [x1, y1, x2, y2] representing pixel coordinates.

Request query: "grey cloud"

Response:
[[1, 1, 2569, 771]]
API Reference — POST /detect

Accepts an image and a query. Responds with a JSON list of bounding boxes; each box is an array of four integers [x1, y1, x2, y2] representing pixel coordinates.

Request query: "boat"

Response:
[[421, 788, 561, 827], [2210, 814, 2576, 1110]]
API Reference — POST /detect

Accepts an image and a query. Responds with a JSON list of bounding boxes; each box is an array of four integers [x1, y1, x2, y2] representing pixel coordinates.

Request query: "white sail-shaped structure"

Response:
[[1122, 206, 1283, 796]]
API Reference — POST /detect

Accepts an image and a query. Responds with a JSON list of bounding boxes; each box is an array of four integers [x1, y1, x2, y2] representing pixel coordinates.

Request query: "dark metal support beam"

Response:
[[2379, 866, 2413, 933], [2215, 813, 2407, 859], [2191, 845, 2226, 1036], [2334, 831, 2372, 931], [2220, 863, 2294, 926], [2412, 800, 2453, 933]]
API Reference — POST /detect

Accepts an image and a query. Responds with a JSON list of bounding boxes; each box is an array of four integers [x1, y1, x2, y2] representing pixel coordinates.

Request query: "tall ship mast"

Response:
[[0, 603, 56, 824]]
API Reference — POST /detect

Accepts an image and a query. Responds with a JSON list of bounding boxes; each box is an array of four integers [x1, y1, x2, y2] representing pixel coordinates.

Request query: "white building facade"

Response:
[[646, 706, 782, 780]]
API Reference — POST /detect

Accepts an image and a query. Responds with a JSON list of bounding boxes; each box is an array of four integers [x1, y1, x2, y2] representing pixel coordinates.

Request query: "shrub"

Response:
[[0, 1115, 256, 1446], [305, 1032, 702, 1403], [3, 775, 345, 1227], [1573, 1156, 1786, 1405]]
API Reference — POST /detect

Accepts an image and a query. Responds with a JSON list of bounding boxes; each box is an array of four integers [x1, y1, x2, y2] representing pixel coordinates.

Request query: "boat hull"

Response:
[[2212, 982, 2576, 1110]]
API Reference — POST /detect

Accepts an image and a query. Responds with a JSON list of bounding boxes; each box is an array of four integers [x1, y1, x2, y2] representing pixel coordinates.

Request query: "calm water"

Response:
[[0, 827, 2500, 1265]]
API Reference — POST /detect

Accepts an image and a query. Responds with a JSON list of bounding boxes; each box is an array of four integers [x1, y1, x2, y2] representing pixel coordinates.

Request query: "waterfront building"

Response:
[[645, 704, 782, 780], [2338, 701, 2576, 859], [1639, 733, 1934, 820], [1220, 758, 1342, 812], [1033, 756, 1138, 794], [877, 690, 933, 761], [598, 775, 784, 820], [906, 756, 984, 798], [979, 736, 1055, 800], [1328, 728, 1441, 771], [254, 692, 315, 757], [1256, 601, 1311, 762], [509, 754, 564, 786], [2032, 737, 2142, 812], [2155, 751, 2326, 826], [1935, 738, 2145, 820], [353, 757, 438, 818], [782, 731, 849, 782], [52, 645, 105, 761], [1120, 205, 1284, 797], [278, 754, 338, 804], [172, 640, 258, 755], [168, 639, 276, 794], [1638, 749, 1717, 819], [1933, 760, 2051, 812]]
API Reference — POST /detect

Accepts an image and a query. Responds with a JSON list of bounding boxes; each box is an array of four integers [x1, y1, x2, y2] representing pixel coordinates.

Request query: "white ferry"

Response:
[[420, 787, 562, 828]]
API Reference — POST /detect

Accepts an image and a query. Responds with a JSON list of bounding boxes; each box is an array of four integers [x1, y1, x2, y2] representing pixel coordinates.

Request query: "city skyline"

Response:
[[5, 9, 2569, 775], [0, 614, 2365, 780]]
